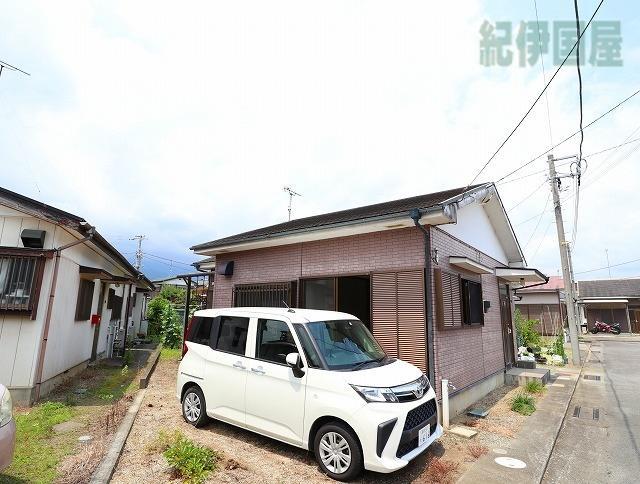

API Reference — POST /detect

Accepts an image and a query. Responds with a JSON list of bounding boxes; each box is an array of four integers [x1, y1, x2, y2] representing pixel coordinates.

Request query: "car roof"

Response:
[[192, 307, 357, 323]]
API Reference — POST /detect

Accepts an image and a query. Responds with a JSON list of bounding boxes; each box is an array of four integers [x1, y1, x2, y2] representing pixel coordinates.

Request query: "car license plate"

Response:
[[418, 424, 430, 446]]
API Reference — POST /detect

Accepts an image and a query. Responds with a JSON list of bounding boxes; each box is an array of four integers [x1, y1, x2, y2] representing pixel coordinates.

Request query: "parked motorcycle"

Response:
[[590, 320, 621, 334]]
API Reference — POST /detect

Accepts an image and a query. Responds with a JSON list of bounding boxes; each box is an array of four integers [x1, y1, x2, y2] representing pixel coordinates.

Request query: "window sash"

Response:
[[0, 255, 39, 312]]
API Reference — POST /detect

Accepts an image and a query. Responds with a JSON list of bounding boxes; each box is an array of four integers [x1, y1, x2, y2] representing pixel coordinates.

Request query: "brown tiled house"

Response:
[[191, 183, 546, 414]]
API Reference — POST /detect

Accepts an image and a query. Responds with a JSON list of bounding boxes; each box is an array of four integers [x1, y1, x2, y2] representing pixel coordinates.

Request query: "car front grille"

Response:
[[403, 398, 437, 431]]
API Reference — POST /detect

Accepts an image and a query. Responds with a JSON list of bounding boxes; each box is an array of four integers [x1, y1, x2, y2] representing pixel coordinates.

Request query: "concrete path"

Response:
[[458, 365, 582, 484], [542, 340, 640, 483]]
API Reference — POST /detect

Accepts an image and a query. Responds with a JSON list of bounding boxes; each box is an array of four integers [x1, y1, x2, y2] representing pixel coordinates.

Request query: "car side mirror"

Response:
[[286, 352, 305, 378]]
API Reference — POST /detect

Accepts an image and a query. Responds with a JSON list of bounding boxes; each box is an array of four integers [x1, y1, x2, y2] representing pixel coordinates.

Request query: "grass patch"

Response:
[[511, 393, 536, 416], [160, 346, 182, 363], [146, 429, 183, 454], [2, 402, 75, 483], [91, 365, 137, 402], [163, 432, 219, 484], [524, 380, 545, 394]]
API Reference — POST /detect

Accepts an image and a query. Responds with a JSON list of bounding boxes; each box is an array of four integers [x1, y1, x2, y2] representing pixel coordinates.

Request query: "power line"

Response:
[[524, 191, 551, 249], [461, 0, 605, 192], [506, 181, 547, 212], [530, 221, 554, 261], [496, 87, 640, 183], [142, 252, 194, 268], [497, 159, 573, 185], [575, 256, 640, 275], [533, 0, 553, 147], [583, 136, 640, 158]]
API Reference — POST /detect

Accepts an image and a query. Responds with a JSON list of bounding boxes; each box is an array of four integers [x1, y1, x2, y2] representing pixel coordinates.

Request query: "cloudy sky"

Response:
[[1, 0, 638, 280]]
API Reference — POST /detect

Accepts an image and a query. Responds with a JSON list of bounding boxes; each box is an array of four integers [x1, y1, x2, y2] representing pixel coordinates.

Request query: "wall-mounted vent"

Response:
[[21, 229, 46, 249], [216, 260, 234, 276]]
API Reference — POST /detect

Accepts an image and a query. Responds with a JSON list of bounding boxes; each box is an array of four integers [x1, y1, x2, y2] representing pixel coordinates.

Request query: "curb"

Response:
[[537, 343, 591, 483], [90, 387, 147, 483], [139, 344, 162, 389]]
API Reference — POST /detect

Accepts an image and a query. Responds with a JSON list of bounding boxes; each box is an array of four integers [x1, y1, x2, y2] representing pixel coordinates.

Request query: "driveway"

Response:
[[542, 340, 640, 483]]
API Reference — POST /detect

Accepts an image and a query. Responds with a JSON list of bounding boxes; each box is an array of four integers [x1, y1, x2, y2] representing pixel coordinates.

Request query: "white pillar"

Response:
[[441, 379, 450, 429]]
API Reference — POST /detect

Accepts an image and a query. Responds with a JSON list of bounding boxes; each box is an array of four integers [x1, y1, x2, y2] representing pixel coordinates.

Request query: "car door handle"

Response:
[[233, 362, 246, 370], [251, 366, 265, 375]]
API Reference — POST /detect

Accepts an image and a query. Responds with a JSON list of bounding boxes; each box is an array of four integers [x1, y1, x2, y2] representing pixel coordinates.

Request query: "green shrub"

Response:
[[514, 308, 542, 349], [553, 332, 566, 358], [164, 436, 219, 484], [511, 393, 536, 415], [524, 380, 544, 394], [146, 429, 183, 454], [147, 295, 184, 348], [159, 285, 187, 305], [147, 297, 171, 336], [162, 310, 183, 349]]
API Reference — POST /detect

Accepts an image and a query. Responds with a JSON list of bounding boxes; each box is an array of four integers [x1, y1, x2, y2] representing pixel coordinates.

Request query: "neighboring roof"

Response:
[[191, 185, 483, 251], [152, 276, 188, 286], [0, 185, 154, 290], [578, 279, 640, 299], [520, 276, 564, 292]]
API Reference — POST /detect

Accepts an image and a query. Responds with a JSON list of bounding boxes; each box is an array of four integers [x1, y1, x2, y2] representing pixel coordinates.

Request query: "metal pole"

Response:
[[548, 154, 581, 365], [605, 249, 612, 279]]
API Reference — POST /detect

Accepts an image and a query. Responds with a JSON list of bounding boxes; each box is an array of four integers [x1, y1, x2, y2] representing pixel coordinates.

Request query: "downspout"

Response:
[[33, 225, 95, 402], [409, 209, 436, 385]]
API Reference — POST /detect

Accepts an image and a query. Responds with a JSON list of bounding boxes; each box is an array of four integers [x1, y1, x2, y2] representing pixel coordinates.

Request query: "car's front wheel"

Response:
[[314, 422, 363, 481], [181, 385, 209, 428]]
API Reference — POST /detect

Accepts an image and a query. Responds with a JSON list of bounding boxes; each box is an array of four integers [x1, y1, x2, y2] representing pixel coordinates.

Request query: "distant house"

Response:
[[191, 183, 547, 415], [0, 186, 154, 404], [514, 276, 566, 335], [577, 278, 640, 334]]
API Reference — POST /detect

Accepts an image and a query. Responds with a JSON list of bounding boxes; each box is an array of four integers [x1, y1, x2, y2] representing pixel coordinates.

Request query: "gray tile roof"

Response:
[[578, 279, 640, 298], [191, 184, 484, 251]]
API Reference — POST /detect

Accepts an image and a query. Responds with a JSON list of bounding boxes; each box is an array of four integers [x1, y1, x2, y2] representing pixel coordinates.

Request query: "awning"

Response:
[[581, 299, 628, 304], [79, 266, 130, 283], [449, 257, 494, 275], [495, 267, 548, 286]]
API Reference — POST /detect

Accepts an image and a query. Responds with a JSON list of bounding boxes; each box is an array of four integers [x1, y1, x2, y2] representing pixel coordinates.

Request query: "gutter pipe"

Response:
[[410, 208, 436, 385], [33, 225, 95, 402]]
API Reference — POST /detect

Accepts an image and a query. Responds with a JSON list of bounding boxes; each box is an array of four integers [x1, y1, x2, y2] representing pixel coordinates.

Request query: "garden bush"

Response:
[[514, 308, 542, 349]]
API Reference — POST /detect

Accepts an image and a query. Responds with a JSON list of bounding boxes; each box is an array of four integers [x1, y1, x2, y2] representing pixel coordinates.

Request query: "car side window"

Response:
[[188, 316, 215, 346], [215, 316, 250, 355], [256, 319, 298, 365]]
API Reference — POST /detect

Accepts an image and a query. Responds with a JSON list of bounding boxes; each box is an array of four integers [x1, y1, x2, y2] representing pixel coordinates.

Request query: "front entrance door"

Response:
[[499, 283, 515, 367]]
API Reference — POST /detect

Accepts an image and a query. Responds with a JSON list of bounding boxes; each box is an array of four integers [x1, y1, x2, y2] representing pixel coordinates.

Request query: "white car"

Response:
[[176, 308, 442, 481]]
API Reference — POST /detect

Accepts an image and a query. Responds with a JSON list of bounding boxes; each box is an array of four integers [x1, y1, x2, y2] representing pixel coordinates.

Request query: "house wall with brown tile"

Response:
[[429, 226, 508, 396], [212, 227, 426, 307]]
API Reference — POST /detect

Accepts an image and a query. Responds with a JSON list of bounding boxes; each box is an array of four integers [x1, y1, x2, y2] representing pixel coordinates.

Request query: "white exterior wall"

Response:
[[442, 202, 509, 265], [516, 292, 560, 306], [0, 205, 143, 392]]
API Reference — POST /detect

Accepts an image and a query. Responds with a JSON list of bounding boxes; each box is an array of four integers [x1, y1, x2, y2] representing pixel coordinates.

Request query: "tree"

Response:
[[514, 308, 542, 349]]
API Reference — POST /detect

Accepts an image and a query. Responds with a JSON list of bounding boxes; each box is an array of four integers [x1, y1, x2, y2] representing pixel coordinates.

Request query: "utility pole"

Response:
[[283, 186, 302, 221], [605, 249, 612, 278], [130, 235, 146, 271], [548, 154, 581, 365]]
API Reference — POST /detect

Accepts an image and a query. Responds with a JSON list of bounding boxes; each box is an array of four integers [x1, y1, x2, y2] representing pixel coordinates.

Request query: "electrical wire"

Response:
[[533, 0, 554, 147], [524, 191, 551, 248], [506, 181, 547, 212], [583, 136, 640, 158], [142, 252, 194, 268], [497, 159, 573, 185], [575, 256, 640, 275], [461, 0, 605, 193], [495, 87, 640, 183]]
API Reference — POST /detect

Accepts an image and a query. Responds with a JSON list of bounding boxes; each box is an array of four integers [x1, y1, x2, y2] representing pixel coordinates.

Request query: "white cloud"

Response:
[[1, 0, 638, 279]]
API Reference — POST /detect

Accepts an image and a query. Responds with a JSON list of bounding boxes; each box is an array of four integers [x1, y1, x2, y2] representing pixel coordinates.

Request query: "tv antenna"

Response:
[[283, 186, 301, 221], [0, 59, 30, 79]]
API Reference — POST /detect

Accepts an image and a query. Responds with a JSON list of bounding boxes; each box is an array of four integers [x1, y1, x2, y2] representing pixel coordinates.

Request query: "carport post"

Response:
[[625, 303, 632, 334], [184, 275, 192, 337]]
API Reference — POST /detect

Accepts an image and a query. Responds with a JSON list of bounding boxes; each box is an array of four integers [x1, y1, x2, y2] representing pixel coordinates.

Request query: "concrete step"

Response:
[[505, 367, 551, 386]]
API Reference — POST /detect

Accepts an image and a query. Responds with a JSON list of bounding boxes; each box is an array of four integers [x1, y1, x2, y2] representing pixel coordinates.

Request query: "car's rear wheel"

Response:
[[314, 422, 363, 481], [182, 386, 209, 428]]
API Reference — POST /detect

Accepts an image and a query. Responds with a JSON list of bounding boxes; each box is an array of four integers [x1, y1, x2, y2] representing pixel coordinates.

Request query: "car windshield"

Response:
[[305, 320, 386, 370]]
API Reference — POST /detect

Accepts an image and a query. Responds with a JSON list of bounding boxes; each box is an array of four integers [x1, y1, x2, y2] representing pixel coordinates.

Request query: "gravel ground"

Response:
[[111, 357, 543, 484]]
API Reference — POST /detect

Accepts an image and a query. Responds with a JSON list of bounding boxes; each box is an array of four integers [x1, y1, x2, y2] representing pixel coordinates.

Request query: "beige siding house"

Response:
[[0, 186, 153, 404]]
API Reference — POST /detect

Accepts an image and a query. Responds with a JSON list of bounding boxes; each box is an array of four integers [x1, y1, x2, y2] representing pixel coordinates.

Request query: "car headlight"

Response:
[[0, 388, 13, 427], [350, 384, 398, 403]]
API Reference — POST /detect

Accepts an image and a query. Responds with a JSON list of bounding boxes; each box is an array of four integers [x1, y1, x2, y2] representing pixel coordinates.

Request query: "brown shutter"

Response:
[[371, 272, 399, 358], [438, 271, 462, 329], [371, 270, 427, 372], [397, 270, 426, 372]]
